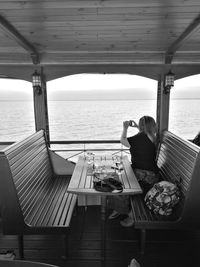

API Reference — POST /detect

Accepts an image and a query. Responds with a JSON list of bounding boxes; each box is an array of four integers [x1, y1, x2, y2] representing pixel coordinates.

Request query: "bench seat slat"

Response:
[[17, 156, 52, 199], [159, 141, 197, 169], [59, 194, 77, 226], [5, 131, 44, 156], [30, 177, 69, 226], [10, 143, 48, 179], [158, 151, 193, 177], [159, 158, 190, 188], [19, 165, 53, 214], [24, 177, 55, 224], [16, 157, 51, 197], [51, 182, 76, 226], [159, 146, 196, 174], [45, 177, 70, 226], [159, 150, 194, 176], [41, 178, 69, 226], [51, 189, 70, 226], [7, 140, 46, 176]]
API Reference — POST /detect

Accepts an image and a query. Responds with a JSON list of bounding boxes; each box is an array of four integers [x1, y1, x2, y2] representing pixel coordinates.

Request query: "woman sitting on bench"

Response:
[[108, 116, 160, 227]]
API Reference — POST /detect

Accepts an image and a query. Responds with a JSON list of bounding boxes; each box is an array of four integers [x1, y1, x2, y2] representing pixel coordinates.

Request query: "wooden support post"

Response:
[[156, 78, 161, 136], [33, 69, 50, 144], [157, 75, 170, 136]]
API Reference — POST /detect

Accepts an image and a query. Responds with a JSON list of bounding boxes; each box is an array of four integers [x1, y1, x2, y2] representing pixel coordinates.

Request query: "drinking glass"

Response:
[[87, 152, 94, 164], [86, 152, 95, 174]]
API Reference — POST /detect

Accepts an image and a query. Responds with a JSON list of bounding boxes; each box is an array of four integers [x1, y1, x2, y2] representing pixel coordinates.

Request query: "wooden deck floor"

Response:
[[0, 206, 199, 267]]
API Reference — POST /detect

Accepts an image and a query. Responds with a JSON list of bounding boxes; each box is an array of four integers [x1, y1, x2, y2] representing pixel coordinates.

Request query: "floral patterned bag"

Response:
[[144, 181, 180, 216]]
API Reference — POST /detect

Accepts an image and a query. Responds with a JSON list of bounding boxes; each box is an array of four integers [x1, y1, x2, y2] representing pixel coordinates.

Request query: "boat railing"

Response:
[[0, 140, 130, 162], [50, 140, 129, 162]]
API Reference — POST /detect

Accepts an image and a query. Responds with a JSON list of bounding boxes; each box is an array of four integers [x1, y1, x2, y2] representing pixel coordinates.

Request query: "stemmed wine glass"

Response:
[[112, 155, 123, 176], [86, 152, 95, 174]]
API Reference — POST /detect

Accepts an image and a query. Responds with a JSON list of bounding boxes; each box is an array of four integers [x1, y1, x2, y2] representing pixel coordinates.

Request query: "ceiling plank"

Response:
[[165, 14, 200, 64], [0, 14, 40, 64], [0, 0, 194, 9]]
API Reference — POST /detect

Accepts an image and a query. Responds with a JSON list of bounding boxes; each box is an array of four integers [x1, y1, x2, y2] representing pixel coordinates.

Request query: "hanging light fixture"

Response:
[[32, 70, 42, 95], [164, 71, 175, 94]]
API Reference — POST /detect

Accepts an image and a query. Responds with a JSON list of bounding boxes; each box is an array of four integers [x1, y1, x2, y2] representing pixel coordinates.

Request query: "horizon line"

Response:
[[0, 97, 200, 102]]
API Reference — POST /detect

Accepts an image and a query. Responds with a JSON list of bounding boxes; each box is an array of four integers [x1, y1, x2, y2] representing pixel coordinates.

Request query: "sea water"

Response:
[[0, 99, 200, 142]]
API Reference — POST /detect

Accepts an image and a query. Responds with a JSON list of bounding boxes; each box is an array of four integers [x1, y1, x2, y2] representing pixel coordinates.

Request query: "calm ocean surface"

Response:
[[0, 99, 199, 142]]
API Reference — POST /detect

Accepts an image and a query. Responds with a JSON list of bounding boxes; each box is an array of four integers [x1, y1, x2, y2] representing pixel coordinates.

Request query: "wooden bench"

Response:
[[0, 130, 77, 259], [130, 130, 200, 253]]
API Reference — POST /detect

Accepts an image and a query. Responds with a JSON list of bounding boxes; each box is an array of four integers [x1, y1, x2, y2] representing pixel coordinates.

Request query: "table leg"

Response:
[[101, 195, 107, 267]]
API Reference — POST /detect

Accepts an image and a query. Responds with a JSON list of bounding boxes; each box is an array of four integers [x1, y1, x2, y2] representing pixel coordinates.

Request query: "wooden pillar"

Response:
[[33, 69, 50, 144], [157, 74, 171, 136], [156, 78, 161, 134]]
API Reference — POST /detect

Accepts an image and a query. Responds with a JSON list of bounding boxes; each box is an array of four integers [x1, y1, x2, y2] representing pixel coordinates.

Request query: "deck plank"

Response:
[[0, 206, 199, 267]]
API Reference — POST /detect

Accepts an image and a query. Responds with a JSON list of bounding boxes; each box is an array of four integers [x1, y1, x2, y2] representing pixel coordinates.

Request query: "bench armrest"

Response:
[[49, 150, 75, 176]]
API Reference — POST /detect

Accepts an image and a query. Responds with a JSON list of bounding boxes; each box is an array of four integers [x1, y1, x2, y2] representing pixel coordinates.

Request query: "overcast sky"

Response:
[[0, 73, 199, 100]]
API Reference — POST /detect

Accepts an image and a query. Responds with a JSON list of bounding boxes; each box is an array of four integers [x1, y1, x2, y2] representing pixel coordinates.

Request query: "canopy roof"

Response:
[[0, 0, 200, 81]]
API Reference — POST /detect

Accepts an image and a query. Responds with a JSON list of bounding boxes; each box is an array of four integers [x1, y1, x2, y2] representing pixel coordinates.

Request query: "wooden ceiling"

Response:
[[0, 0, 200, 81]]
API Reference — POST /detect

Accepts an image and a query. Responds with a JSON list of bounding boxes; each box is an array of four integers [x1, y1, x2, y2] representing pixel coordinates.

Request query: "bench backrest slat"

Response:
[[0, 130, 53, 233], [157, 131, 200, 225]]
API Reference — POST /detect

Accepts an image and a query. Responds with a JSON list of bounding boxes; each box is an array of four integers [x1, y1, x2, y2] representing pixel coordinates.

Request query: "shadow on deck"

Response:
[[0, 206, 199, 267]]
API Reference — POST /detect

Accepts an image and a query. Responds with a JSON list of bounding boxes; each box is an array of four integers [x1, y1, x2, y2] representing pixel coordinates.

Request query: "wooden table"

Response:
[[67, 155, 142, 266]]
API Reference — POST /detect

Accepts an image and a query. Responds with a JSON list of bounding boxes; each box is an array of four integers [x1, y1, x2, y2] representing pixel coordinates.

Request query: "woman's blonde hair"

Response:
[[138, 116, 157, 144]]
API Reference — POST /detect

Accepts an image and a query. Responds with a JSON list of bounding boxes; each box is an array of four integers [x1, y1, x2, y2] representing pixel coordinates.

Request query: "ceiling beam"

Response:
[[0, 14, 40, 64], [165, 14, 200, 64]]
